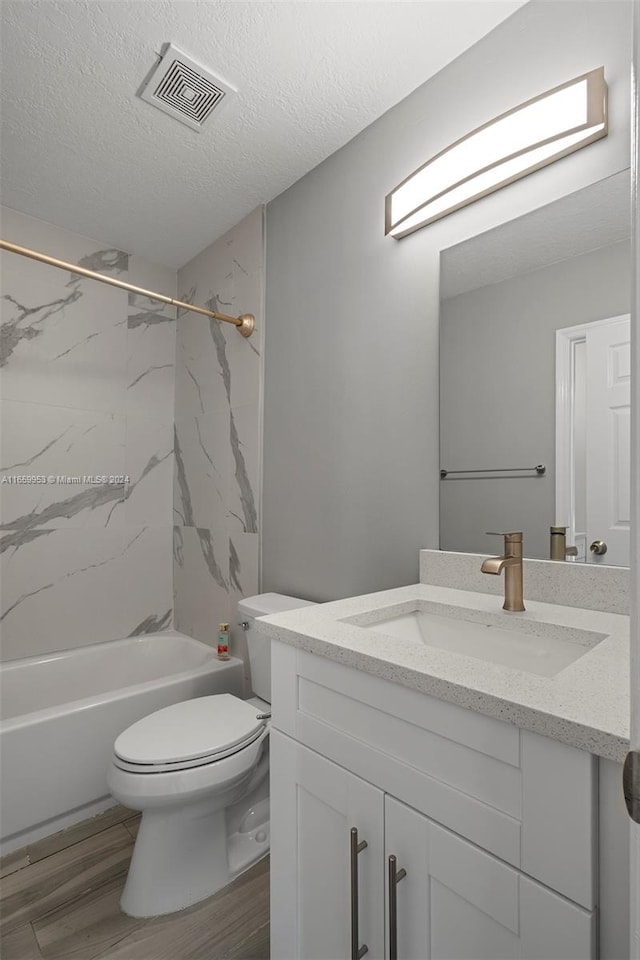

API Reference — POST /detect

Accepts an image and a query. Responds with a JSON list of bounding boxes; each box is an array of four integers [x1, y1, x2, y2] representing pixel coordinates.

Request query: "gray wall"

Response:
[[439, 240, 630, 559], [263, 0, 631, 601]]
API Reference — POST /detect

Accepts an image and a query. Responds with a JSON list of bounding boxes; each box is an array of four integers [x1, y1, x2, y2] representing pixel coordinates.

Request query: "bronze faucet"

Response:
[[481, 532, 525, 612], [549, 525, 578, 561]]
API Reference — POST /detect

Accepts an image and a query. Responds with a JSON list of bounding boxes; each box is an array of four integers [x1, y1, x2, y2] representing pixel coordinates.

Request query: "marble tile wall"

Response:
[[174, 207, 264, 687], [0, 207, 176, 660]]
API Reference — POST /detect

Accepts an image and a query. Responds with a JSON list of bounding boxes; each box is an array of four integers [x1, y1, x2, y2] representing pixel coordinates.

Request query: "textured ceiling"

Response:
[[440, 171, 631, 300], [1, 0, 526, 267]]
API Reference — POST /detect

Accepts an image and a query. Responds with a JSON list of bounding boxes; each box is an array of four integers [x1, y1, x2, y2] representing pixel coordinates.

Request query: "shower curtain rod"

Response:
[[0, 239, 256, 338]]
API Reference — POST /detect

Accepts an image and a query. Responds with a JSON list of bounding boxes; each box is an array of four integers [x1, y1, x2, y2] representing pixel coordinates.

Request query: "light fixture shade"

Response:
[[385, 67, 607, 239]]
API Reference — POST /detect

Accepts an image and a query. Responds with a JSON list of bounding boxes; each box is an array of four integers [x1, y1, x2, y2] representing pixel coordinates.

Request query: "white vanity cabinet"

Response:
[[270, 639, 627, 960], [385, 796, 592, 960], [271, 731, 385, 960], [272, 733, 594, 960]]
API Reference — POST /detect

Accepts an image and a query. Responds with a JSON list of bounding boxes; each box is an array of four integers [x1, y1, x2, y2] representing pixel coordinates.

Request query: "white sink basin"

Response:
[[350, 603, 607, 678]]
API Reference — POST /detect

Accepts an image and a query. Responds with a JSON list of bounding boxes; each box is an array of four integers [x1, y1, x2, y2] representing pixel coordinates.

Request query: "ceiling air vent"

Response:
[[139, 44, 236, 132]]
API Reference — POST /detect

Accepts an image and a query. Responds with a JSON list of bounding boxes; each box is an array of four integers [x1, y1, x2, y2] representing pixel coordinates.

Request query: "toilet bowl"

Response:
[[108, 593, 316, 917], [108, 694, 270, 917]]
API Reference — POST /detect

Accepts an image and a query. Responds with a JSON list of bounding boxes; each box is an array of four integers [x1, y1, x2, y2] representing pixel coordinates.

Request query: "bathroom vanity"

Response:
[[259, 556, 630, 960]]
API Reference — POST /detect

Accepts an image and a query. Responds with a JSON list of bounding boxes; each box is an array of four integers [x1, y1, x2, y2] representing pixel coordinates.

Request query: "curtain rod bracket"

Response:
[[237, 313, 255, 338]]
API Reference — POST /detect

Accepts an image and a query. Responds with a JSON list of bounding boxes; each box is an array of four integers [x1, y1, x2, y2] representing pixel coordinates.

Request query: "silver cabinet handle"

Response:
[[350, 827, 368, 960], [388, 854, 407, 960]]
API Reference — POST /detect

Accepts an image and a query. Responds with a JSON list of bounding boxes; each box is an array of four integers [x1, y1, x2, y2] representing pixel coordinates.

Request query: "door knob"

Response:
[[589, 540, 608, 556]]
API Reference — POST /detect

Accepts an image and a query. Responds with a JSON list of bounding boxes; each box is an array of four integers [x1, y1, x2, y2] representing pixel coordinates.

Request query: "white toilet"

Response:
[[107, 593, 315, 918]]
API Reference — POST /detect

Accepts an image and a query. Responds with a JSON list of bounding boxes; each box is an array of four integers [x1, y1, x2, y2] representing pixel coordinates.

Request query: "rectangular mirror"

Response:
[[439, 170, 631, 566]]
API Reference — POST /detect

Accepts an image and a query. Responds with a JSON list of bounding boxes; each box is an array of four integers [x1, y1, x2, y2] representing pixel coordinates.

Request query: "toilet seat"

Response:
[[113, 695, 268, 774], [113, 726, 266, 773]]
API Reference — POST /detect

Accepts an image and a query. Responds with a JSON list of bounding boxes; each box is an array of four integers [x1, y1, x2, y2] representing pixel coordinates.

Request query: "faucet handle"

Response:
[[485, 531, 524, 559]]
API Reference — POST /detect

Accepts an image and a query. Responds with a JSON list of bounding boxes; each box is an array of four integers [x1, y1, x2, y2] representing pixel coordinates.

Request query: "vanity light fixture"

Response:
[[386, 67, 607, 239]]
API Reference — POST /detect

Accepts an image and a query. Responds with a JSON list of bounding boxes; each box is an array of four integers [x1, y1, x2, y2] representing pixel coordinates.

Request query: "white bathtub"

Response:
[[0, 631, 244, 855]]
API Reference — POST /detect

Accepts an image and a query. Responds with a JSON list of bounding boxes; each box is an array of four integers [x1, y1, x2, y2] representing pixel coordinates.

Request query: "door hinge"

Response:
[[623, 750, 640, 823]]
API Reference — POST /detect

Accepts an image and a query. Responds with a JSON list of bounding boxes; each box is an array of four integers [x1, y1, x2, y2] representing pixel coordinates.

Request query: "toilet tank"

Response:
[[237, 593, 316, 703]]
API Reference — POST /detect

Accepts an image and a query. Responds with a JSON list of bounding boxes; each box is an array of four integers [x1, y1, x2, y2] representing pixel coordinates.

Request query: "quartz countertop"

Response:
[[255, 583, 630, 762]]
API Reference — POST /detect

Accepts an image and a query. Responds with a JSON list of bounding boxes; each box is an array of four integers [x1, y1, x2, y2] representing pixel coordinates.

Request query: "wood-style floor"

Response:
[[0, 805, 270, 960]]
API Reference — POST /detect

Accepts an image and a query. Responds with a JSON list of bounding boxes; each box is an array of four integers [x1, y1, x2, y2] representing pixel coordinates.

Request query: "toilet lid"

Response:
[[114, 695, 267, 766]]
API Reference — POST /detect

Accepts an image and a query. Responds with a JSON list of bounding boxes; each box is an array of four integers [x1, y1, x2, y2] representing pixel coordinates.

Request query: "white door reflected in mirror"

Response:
[[556, 314, 630, 567]]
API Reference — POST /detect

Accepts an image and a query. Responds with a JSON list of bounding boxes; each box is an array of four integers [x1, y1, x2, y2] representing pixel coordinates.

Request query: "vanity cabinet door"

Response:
[[385, 796, 594, 960], [271, 730, 385, 960]]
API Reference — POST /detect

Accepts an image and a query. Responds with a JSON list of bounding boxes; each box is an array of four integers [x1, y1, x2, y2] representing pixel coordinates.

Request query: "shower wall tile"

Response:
[[0, 207, 176, 661], [127, 255, 177, 296], [228, 533, 260, 688], [174, 207, 264, 686], [172, 527, 259, 690], [227, 402, 260, 536], [0, 525, 173, 660], [0, 400, 126, 530], [174, 310, 231, 417], [228, 534, 260, 607], [218, 205, 264, 280], [126, 293, 176, 422], [1, 206, 125, 266], [174, 412, 229, 530], [173, 525, 231, 644], [1, 263, 129, 413], [1, 205, 130, 412], [124, 415, 174, 527], [228, 269, 263, 410]]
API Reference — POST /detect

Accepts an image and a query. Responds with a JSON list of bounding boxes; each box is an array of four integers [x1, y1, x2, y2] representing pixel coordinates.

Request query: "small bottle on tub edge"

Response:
[[217, 622, 230, 660]]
